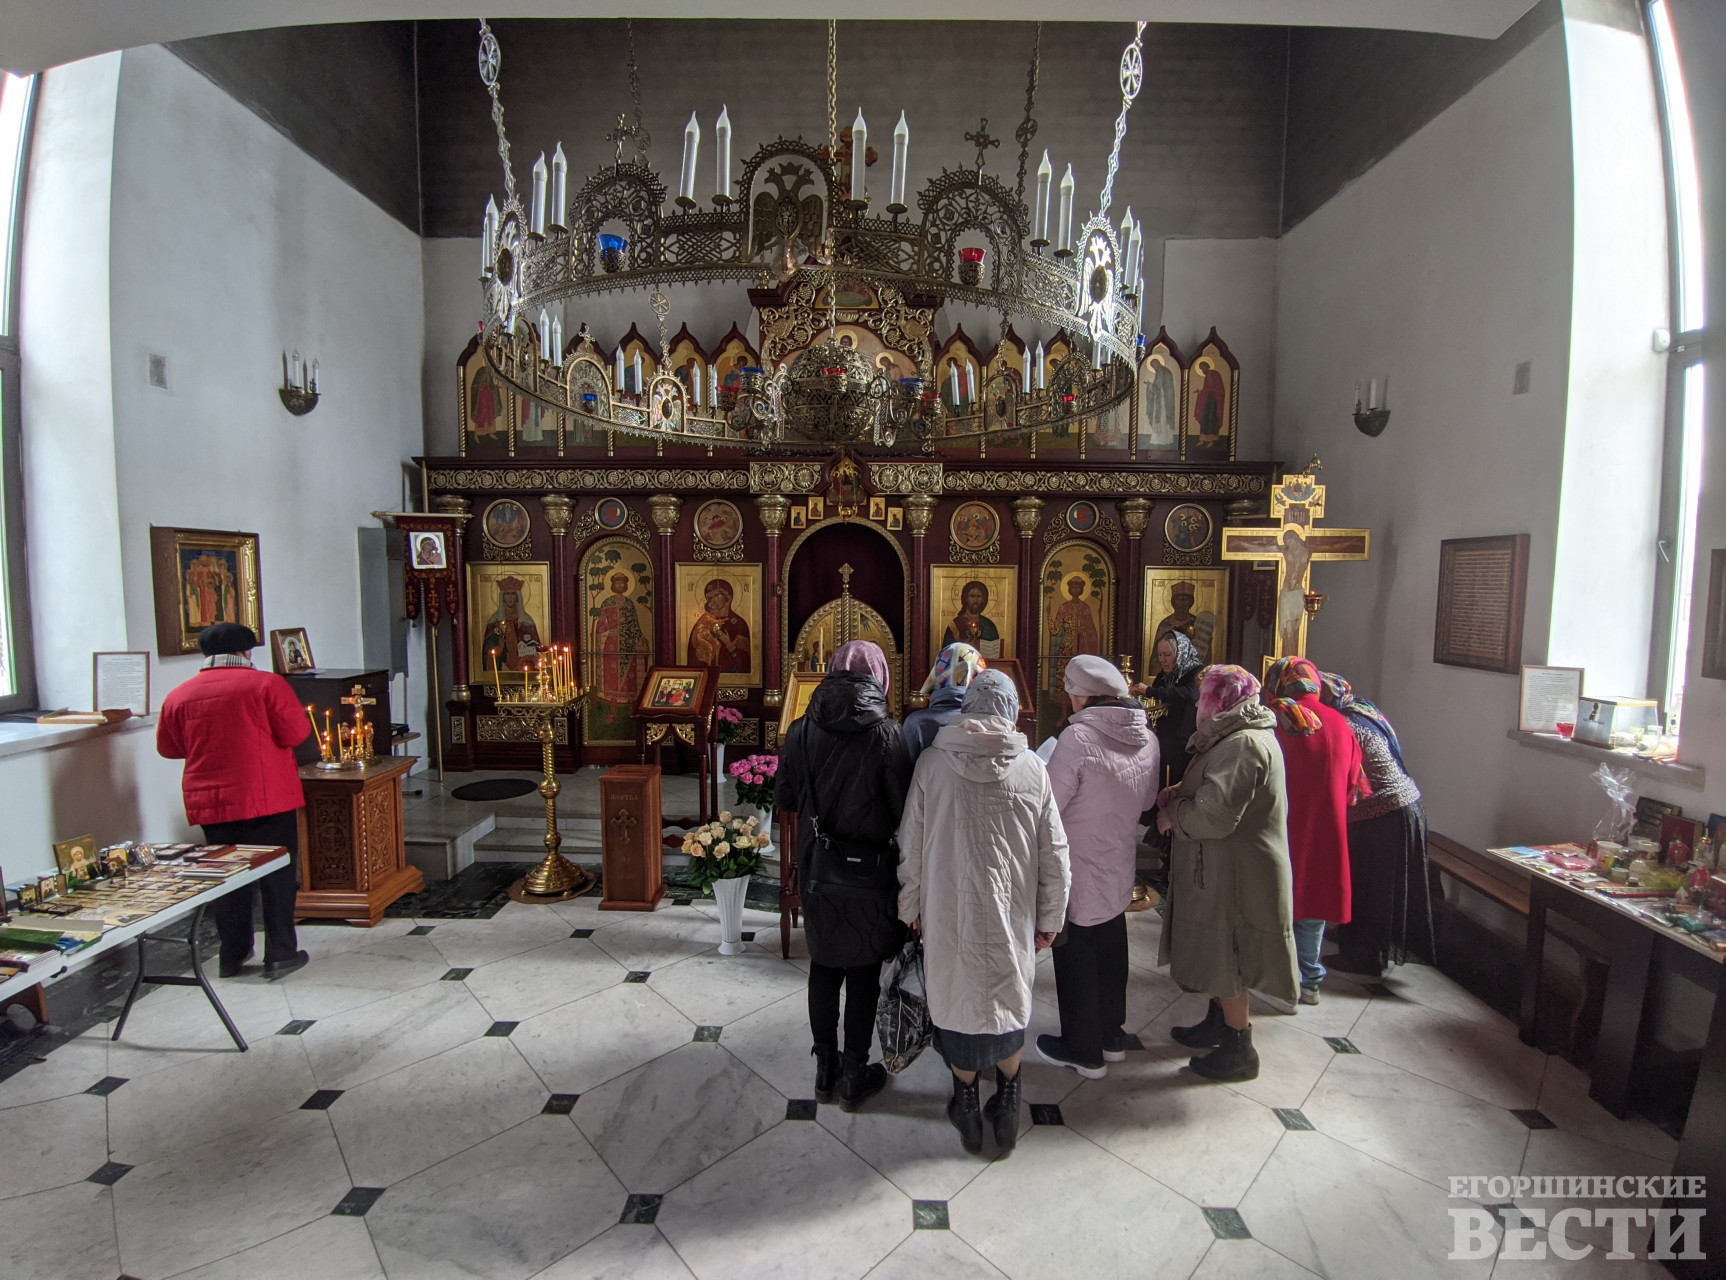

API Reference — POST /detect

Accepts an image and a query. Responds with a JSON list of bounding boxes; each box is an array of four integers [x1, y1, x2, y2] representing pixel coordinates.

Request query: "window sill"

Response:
[[1507, 729, 1705, 792], [0, 715, 155, 764]]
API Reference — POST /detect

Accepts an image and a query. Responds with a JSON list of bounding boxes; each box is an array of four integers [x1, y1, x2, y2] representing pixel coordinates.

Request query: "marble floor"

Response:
[[0, 897, 1689, 1280]]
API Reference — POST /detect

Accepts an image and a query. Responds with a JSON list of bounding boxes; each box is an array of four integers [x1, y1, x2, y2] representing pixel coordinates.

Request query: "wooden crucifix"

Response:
[[342, 684, 379, 761], [1220, 459, 1370, 661]]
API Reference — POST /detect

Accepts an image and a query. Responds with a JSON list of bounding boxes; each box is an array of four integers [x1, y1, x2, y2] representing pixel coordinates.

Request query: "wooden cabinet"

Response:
[[295, 757, 423, 926], [600, 764, 664, 912]]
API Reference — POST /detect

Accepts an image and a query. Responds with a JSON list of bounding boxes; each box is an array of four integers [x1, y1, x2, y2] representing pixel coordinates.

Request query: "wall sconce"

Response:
[[1353, 377, 1389, 437], [280, 350, 320, 416]]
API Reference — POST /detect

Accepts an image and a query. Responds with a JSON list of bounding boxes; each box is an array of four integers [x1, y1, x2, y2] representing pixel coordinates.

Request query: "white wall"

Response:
[[1272, 25, 1592, 852], [1161, 237, 1278, 460], [4, 45, 428, 878]]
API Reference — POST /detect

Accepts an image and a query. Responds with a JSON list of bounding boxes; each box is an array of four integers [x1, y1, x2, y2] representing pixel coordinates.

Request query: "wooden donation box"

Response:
[[287, 669, 391, 766], [600, 765, 664, 911], [296, 756, 423, 926]]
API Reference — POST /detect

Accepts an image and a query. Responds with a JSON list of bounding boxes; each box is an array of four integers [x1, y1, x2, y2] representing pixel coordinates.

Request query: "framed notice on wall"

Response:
[[1434, 534, 1530, 674]]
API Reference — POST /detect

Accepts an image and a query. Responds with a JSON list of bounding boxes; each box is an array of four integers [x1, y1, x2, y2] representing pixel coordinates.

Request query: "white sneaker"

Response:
[[1255, 991, 1298, 1015], [1299, 985, 1321, 1006]]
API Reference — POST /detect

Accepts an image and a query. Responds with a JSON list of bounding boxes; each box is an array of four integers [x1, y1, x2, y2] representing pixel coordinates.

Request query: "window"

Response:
[[1645, 0, 1706, 732], [0, 71, 35, 709]]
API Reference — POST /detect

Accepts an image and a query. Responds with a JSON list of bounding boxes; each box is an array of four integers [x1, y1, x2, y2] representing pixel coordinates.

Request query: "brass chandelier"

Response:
[[473, 19, 1151, 452]]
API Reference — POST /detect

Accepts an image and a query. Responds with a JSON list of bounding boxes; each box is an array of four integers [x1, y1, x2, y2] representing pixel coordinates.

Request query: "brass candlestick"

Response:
[[495, 690, 593, 902]]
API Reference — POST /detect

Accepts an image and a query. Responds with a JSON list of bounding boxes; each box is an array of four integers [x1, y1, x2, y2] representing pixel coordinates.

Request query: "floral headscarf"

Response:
[[1152, 629, 1203, 688], [1196, 665, 1260, 725], [1263, 656, 1325, 736], [829, 639, 890, 693], [1320, 672, 1406, 768], [918, 642, 985, 698]]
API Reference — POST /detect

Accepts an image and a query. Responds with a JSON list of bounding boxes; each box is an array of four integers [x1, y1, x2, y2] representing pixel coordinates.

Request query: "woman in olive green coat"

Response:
[[1155, 664, 1298, 1082]]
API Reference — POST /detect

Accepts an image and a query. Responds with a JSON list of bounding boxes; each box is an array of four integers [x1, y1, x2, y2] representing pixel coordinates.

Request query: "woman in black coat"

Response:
[[1148, 629, 1204, 784], [775, 640, 910, 1112]]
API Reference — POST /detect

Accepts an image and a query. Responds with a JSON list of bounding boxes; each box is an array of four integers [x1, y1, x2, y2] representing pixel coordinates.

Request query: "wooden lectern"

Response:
[[295, 757, 423, 926], [600, 765, 664, 911]]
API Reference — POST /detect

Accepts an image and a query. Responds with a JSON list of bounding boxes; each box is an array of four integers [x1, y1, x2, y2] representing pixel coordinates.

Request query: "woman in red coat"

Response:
[[1262, 656, 1367, 1006]]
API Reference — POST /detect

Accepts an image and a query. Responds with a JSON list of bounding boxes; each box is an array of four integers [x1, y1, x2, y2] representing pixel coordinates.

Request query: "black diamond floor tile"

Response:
[[570, 928, 595, 939], [786, 1099, 818, 1121], [543, 1094, 580, 1115], [1511, 1109, 1556, 1130], [1273, 1108, 1314, 1131], [84, 1076, 128, 1096], [1202, 1207, 1251, 1240], [441, 968, 473, 982], [624, 971, 650, 983], [277, 1020, 316, 1036], [912, 1200, 949, 1230], [300, 1089, 344, 1111], [1323, 1036, 1361, 1054], [484, 1021, 520, 1038], [407, 924, 436, 936], [741, 931, 756, 941], [693, 1025, 722, 1042], [331, 1186, 387, 1217], [620, 1192, 663, 1225], [86, 1161, 132, 1186], [1028, 1103, 1063, 1126]]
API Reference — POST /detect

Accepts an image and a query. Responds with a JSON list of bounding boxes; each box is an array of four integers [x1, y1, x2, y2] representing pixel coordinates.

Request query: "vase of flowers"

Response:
[[727, 753, 779, 859], [681, 811, 767, 955], [713, 706, 743, 800]]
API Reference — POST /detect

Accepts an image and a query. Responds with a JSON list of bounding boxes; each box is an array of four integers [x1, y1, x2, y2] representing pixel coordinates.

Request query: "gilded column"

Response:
[[904, 494, 937, 700], [647, 494, 681, 664], [1010, 496, 1043, 690], [755, 494, 789, 705], [541, 494, 576, 659], [432, 494, 472, 698], [1120, 498, 1151, 679]]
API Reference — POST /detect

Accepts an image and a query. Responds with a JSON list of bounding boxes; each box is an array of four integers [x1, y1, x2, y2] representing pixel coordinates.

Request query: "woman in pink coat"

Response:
[[1038, 655, 1161, 1077]]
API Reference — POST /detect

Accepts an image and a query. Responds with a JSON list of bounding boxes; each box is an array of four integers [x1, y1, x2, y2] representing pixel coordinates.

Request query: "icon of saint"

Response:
[[1153, 580, 1218, 666], [943, 580, 1002, 659], [689, 578, 751, 676]]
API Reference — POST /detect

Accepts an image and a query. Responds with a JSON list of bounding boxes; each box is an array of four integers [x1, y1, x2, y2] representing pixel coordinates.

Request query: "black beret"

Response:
[[198, 623, 259, 656]]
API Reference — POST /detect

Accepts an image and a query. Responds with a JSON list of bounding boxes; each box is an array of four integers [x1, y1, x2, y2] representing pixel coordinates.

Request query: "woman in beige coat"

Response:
[[899, 670, 1070, 1156], [1155, 664, 1298, 1083]]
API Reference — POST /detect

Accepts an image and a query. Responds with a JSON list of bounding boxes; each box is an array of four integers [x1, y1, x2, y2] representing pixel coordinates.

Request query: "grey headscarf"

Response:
[[960, 668, 1020, 722]]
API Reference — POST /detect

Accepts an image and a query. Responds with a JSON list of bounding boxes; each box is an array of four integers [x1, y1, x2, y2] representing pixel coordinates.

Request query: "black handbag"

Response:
[[800, 734, 897, 894]]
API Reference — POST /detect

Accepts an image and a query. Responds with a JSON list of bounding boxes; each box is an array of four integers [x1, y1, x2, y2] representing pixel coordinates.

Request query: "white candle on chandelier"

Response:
[[1035, 151, 1052, 242], [1034, 341, 1046, 390], [710, 372, 718, 408], [1127, 219, 1143, 290], [615, 346, 625, 391], [633, 349, 643, 394], [551, 143, 567, 229], [538, 308, 551, 361], [531, 153, 548, 236], [949, 361, 961, 405], [680, 111, 701, 203], [1057, 165, 1075, 252], [890, 112, 908, 208], [850, 108, 868, 202], [1022, 352, 1032, 393], [551, 315, 564, 366], [715, 106, 732, 200], [1119, 206, 1135, 284], [482, 197, 499, 273], [691, 364, 703, 407]]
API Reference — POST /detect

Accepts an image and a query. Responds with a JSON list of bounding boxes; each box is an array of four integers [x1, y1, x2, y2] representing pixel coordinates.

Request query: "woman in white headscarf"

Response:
[[902, 642, 986, 764], [898, 670, 1070, 1157]]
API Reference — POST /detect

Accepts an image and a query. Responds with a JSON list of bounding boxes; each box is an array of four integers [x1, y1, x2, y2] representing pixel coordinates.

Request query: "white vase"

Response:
[[714, 744, 727, 804], [713, 873, 750, 956]]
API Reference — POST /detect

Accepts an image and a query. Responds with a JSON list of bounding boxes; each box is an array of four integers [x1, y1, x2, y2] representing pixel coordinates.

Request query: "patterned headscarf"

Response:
[[1197, 665, 1260, 725], [918, 642, 985, 697], [1320, 672, 1406, 768], [1263, 656, 1325, 736], [1152, 629, 1203, 688], [829, 639, 891, 693]]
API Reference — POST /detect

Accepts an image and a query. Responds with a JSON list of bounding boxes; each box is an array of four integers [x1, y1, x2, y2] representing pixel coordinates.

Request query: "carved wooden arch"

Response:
[[779, 515, 913, 708]]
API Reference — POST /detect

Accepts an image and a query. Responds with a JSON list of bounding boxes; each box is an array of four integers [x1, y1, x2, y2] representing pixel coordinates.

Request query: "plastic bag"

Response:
[[1590, 765, 1635, 845], [875, 934, 933, 1074]]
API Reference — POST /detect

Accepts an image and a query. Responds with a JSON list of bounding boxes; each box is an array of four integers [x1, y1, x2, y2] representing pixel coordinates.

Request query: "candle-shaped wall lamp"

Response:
[[1353, 377, 1391, 437], [279, 349, 320, 415]]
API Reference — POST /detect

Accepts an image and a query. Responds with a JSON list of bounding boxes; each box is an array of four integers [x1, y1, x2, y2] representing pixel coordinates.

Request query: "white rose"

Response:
[[719, 810, 733, 823], [699, 831, 713, 845], [715, 842, 730, 855], [745, 815, 759, 827]]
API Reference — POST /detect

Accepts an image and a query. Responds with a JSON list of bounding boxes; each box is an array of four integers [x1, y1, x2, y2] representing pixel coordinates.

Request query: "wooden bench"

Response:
[[1428, 830, 1531, 916]]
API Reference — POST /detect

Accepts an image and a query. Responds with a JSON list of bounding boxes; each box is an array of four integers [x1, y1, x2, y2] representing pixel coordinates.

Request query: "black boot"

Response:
[[982, 1067, 1021, 1154], [948, 1073, 984, 1154], [1170, 998, 1226, 1049], [1189, 1024, 1260, 1082], [812, 1044, 841, 1105], [838, 1051, 887, 1113]]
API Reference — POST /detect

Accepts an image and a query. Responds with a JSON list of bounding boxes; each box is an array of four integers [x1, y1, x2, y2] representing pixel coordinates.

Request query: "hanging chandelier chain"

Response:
[[1097, 20, 1146, 220], [1014, 22, 1042, 208], [476, 19, 516, 203], [626, 19, 651, 162], [826, 20, 838, 161]]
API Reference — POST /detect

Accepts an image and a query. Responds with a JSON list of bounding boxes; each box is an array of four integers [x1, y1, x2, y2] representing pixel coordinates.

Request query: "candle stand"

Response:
[[496, 691, 593, 903]]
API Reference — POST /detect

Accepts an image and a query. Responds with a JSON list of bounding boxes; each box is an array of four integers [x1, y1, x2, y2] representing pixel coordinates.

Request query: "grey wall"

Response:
[[168, 21, 422, 231]]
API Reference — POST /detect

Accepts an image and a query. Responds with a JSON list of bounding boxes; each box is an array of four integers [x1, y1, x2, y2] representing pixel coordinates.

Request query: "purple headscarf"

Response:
[[829, 639, 890, 693], [1197, 664, 1260, 726]]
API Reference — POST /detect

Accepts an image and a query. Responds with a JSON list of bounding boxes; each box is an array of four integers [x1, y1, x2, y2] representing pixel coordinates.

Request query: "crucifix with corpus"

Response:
[[341, 684, 378, 763], [1220, 458, 1370, 661]]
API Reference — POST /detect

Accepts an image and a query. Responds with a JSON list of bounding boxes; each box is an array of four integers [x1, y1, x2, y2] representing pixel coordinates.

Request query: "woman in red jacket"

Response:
[[157, 624, 313, 978], [1262, 656, 1367, 1007]]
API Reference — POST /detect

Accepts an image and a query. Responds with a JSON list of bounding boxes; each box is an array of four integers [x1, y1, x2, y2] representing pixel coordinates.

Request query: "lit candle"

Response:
[[531, 152, 548, 236], [633, 350, 643, 395], [551, 315, 564, 367], [1057, 165, 1074, 252], [615, 345, 625, 391], [680, 111, 701, 204], [850, 108, 868, 202], [1034, 341, 1046, 391], [305, 704, 321, 742], [1035, 151, 1052, 242], [551, 143, 567, 229], [715, 106, 731, 200], [890, 111, 908, 208]]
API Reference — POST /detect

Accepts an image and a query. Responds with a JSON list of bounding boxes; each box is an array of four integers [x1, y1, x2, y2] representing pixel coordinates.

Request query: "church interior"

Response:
[[0, 1, 1723, 1276]]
